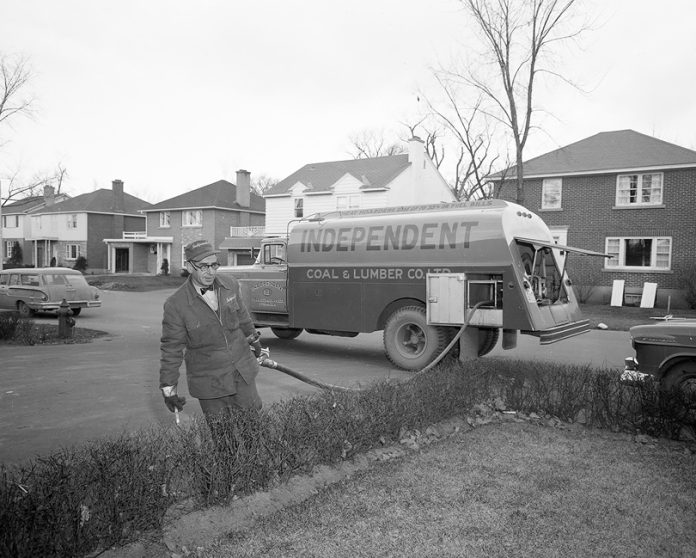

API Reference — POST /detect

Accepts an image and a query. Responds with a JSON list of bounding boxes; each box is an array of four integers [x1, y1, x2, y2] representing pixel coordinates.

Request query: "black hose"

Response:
[[257, 300, 494, 393]]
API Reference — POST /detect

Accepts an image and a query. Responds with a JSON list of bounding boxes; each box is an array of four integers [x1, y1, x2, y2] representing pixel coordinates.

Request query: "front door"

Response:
[[36, 244, 44, 267], [115, 248, 129, 273]]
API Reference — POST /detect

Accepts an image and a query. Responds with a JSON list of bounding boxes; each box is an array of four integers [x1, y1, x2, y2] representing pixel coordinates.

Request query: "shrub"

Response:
[[8, 243, 23, 266], [1, 360, 694, 557], [678, 263, 696, 309], [73, 256, 88, 273], [0, 312, 36, 343]]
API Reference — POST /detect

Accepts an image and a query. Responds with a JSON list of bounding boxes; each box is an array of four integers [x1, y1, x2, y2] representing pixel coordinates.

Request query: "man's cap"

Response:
[[184, 240, 219, 262]]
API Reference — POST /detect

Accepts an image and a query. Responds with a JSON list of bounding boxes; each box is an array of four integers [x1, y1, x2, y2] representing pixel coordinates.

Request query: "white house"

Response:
[[1, 186, 69, 266], [263, 137, 455, 235]]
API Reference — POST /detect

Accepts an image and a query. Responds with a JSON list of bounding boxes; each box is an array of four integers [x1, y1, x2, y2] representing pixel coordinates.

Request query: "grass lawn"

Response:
[[207, 422, 696, 558]]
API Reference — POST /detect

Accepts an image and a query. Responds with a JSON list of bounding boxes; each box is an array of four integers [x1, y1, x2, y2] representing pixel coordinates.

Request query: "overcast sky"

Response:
[[2, 0, 695, 203]]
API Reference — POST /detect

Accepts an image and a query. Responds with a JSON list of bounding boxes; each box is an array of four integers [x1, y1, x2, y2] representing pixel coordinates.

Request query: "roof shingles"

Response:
[[145, 180, 264, 211], [265, 155, 411, 196], [498, 130, 696, 178]]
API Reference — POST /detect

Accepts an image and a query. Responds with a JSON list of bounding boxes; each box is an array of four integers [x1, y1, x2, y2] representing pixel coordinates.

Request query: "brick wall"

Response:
[[499, 167, 696, 306]]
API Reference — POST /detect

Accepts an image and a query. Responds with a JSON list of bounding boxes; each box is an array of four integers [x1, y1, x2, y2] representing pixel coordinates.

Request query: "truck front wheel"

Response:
[[271, 327, 303, 340], [662, 360, 696, 396], [383, 306, 449, 370]]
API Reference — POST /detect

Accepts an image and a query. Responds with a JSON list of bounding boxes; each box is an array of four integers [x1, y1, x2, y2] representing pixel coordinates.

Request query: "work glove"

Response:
[[161, 385, 186, 413], [247, 331, 263, 358]]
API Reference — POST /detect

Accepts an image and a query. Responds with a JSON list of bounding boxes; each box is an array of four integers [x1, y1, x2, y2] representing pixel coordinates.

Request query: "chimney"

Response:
[[235, 169, 251, 208], [408, 136, 426, 168], [43, 184, 55, 206], [112, 179, 125, 212]]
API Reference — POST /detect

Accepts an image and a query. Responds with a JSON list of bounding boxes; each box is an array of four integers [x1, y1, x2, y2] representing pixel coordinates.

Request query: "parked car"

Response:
[[622, 319, 696, 393], [0, 267, 101, 317]]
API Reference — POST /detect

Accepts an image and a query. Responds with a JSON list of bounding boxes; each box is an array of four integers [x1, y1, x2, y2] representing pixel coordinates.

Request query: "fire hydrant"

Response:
[[57, 298, 75, 339]]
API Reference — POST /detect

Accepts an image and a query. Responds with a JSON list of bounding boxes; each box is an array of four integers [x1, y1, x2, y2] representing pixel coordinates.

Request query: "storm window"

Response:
[[616, 173, 663, 206], [294, 198, 304, 218], [65, 244, 80, 260], [605, 237, 671, 270], [541, 179, 562, 209], [182, 210, 202, 227]]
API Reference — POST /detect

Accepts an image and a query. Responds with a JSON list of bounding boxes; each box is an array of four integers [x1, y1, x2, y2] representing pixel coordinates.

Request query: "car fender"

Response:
[[658, 352, 696, 377]]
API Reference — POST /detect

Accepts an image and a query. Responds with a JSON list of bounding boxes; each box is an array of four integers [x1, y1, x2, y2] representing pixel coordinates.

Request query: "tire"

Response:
[[477, 327, 500, 356], [271, 327, 303, 340], [17, 301, 33, 318], [383, 305, 449, 370], [662, 360, 696, 396], [71, 308, 82, 316]]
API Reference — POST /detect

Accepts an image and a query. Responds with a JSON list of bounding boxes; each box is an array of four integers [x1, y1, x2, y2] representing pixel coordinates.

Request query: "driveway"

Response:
[[0, 288, 629, 465]]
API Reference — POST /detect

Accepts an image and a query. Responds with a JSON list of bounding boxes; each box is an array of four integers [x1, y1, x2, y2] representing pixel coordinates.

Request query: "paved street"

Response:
[[0, 288, 629, 465]]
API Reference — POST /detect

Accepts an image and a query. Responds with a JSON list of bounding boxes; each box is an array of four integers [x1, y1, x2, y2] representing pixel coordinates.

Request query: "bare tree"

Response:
[[1, 163, 68, 206], [403, 118, 446, 170], [348, 129, 405, 159], [424, 74, 509, 200], [454, 0, 583, 204], [251, 174, 278, 195], [0, 53, 34, 139]]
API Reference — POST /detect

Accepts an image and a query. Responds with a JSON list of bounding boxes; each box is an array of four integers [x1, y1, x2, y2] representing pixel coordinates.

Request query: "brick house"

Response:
[[138, 171, 265, 273], [262, 137, 455, 235], [493, 130, 696, 307], [1, 185, 69, 267], [29, 180, 152, 273]]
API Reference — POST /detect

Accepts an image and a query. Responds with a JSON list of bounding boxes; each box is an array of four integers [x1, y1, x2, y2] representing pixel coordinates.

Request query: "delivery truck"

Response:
[[219, 199, 606, 370]]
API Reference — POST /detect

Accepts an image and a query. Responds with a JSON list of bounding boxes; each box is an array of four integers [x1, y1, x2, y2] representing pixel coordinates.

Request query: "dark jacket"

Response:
[[159, 274, 258, 399]]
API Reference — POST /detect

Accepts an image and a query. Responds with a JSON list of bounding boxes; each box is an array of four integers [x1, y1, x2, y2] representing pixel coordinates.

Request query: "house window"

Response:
[[337, 194, 360, 210], [294, 198, 304, 218], [616, 173, 663, 206], [2, 215, 19, 228], [66, 244, 80, 260], [4, 240, 18, 258], [67, 214, 78, 228], [159, 211, 171, 228], [182, 210, 202, 227], [605, 237, 671, 270], [541, 179, 562, 209]]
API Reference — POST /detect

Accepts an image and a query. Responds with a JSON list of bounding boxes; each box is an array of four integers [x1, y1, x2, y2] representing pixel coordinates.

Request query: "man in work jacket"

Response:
[[159, 239, 262, 425]]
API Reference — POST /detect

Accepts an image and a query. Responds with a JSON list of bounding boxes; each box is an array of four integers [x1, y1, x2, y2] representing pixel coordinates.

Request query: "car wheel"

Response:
[[17, 301, 34, 318], [271, 327, 303, 340], [71, 308, 82, 316], [383, 305, 449, 370]]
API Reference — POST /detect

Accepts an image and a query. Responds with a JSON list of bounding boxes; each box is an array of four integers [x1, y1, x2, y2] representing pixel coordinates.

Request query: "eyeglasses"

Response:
[[189, 261, 220, 272]]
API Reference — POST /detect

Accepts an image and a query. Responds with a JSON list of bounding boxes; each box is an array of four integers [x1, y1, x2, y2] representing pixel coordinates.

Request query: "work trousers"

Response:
[[198, 370, 262, 453]]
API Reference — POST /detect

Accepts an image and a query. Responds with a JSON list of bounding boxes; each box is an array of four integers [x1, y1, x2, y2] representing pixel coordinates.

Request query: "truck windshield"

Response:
[[262, 243, 286, 265], [516, 241, 567, 305]]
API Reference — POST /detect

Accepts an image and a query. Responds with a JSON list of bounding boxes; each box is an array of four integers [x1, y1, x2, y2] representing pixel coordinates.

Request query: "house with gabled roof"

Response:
[[135, 171, 265, 274], [1, 185, 70, 266], [263, 137, 455, 235], [493, 129, 696, 307], [29, 180, 152, 273]]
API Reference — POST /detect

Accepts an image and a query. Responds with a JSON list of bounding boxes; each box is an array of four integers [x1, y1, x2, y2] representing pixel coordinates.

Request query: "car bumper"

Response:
[[34, 301, 102, 311]]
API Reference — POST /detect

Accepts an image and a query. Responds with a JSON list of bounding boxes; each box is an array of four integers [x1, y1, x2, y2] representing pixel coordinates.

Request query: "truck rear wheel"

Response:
[[271, 327, 303, 340], [477, 327, 500, 356], [383, 306, 449, 370]]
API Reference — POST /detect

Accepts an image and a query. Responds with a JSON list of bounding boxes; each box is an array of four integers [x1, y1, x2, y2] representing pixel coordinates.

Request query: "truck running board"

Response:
[[525, 320, 592, 345]]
